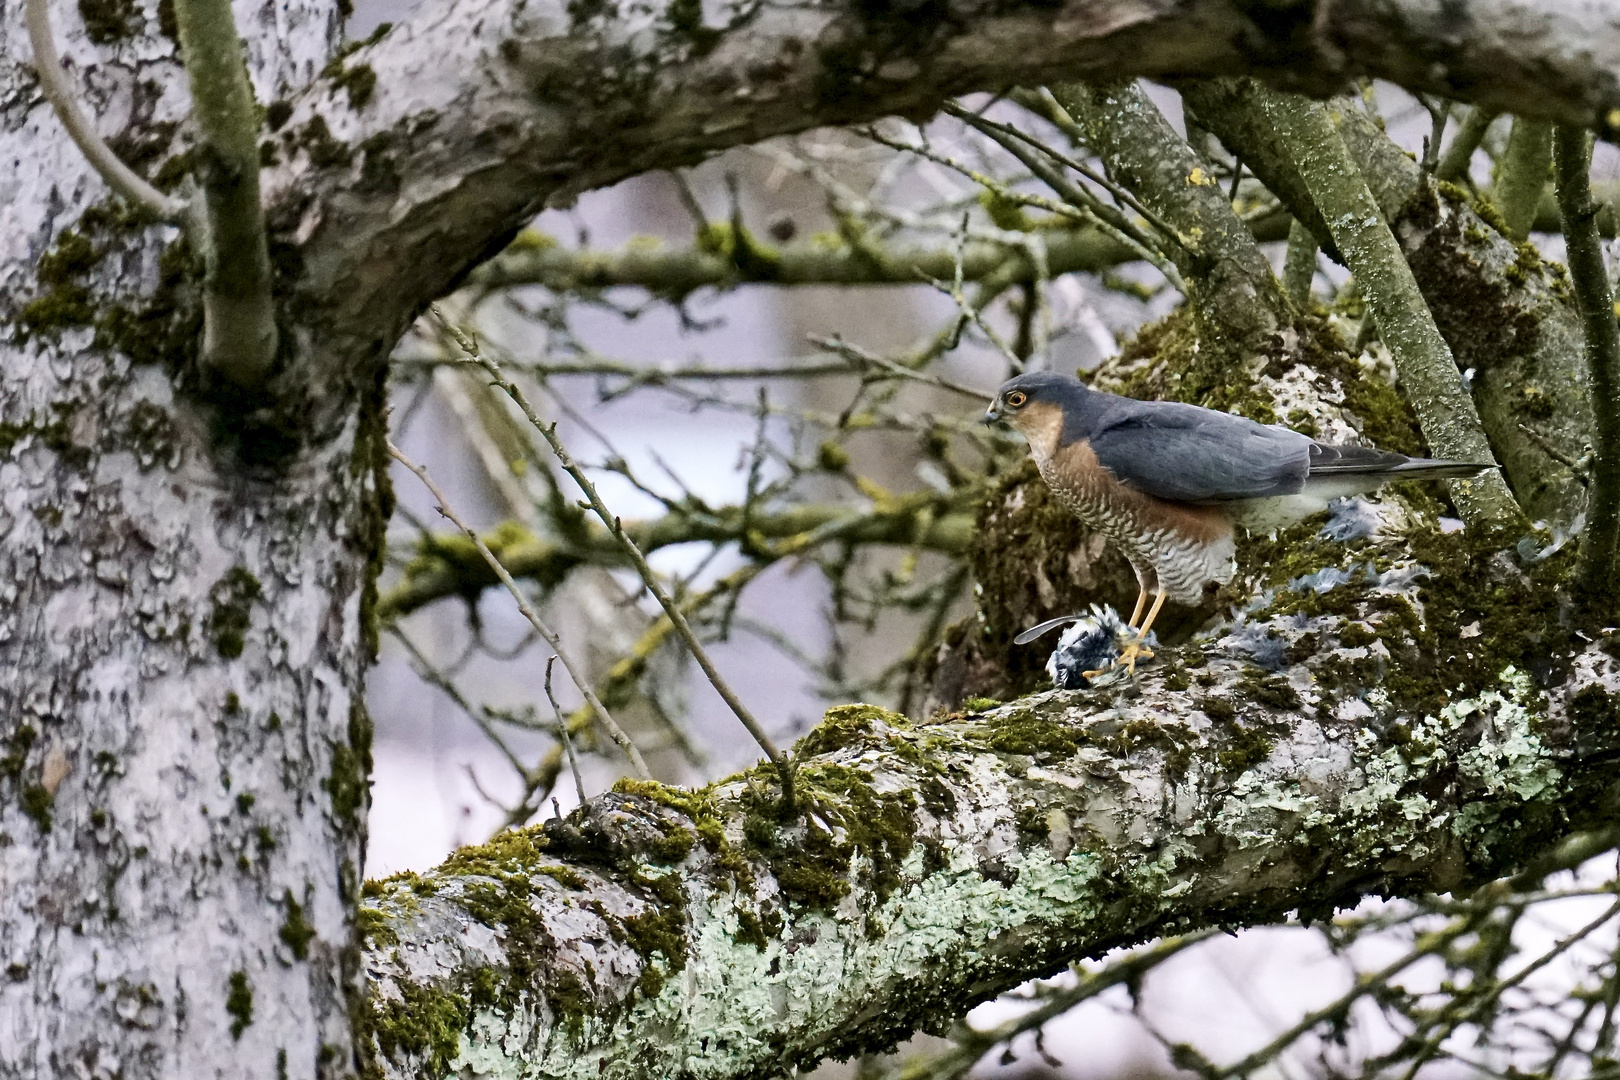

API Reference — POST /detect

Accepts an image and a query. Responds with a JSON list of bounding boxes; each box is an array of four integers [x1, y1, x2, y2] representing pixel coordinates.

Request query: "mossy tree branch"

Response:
[[359, 561, 1619, 1078], [462, 185, 1616, 311], [1256, 90, 1524, 535], [1553, 127, 1620, 609], [275, 0, 1620, 378], [1045, 81, 1292, 373], [467, 224, 1155, 298], [172, 0, 277, 389]]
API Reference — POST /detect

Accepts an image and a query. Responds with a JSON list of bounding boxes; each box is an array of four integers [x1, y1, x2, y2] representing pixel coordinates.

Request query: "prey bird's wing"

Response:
[[1014, 614, 1082, 645], [1087, 400, 1313, 504]]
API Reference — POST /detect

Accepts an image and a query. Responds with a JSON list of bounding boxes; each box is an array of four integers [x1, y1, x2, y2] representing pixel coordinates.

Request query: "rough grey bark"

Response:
[[1183, 78, 1593, 527], [0, 0, 375, 1075]]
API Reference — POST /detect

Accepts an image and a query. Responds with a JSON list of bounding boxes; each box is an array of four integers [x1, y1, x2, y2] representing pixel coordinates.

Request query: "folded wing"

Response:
[[1085, 401, 1313, 504]]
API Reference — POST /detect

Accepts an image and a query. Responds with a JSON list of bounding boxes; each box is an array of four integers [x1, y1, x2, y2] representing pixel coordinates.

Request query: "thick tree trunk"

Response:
[[0, 0, 381, 1074]]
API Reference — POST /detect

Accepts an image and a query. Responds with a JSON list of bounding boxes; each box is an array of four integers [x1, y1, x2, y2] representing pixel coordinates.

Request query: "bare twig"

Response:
[[431, 308, 795, 809], [171, 0, 277, 387], [544, 657, 589, 807], [25, 0, 185, 222], [1417, 94, 1452, 172], [386, 439, 651, 779], [858, 124, 1186, 293], [943, 99, 1187, 252], [809, 334, 992, 400], [1554, 125, 1620, 606]]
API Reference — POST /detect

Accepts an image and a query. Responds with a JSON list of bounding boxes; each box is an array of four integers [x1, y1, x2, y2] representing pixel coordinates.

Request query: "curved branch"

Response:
[[24, 0, 186, 222], [269, 0, 1620, 372]]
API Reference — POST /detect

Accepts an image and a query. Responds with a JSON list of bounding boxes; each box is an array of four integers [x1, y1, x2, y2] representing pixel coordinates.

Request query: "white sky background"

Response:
[[341, 0, 1620, 1070]]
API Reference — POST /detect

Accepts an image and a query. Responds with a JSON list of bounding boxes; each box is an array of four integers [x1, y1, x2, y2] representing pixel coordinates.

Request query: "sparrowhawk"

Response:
[[982, 371, 1491, 674]]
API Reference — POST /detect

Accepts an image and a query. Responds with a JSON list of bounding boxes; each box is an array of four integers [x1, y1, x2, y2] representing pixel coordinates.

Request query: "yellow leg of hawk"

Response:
[[1117, 590, 1166, 674]]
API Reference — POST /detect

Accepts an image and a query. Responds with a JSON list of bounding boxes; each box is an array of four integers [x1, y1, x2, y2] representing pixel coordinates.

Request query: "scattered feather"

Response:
[[1320, 497, 1384, 541]]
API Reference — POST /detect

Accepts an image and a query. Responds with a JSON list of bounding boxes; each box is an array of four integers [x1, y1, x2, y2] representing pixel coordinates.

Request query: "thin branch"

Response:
[[1554, 125, 1620, 606], [1282, 218, 1318, 305], [386, 439, 651, 780], [431, 309, 795, 810], [25, 0, 186, 222], [1417, 95, 1452, 172], [545, 656, 589, 807], [942, 98, 1186, 252], [171, 0, 277, 387], [858, 124, 1186, 293], [377, 499, 976, 621], [809, 334, 991, 400], [904, 931, 1219, 1080]]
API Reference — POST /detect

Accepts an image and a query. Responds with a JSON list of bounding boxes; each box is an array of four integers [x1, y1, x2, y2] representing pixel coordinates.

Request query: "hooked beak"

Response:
[[981, 402, 1003, 425]]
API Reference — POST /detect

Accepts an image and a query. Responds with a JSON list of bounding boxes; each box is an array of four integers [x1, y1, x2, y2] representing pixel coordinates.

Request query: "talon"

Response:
[[1117, 643, 1153, 674]]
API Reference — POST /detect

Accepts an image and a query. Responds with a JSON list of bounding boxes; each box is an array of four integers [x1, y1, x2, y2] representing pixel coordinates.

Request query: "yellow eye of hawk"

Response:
[[1005, 391, 1028, 408]]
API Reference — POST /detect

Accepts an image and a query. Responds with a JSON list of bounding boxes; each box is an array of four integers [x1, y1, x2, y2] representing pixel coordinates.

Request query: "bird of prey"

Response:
[[982, 371, 1492, 674]]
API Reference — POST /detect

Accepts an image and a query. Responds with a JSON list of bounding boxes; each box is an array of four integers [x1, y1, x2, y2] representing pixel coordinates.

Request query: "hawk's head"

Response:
[[982, 371, 1093, 452]]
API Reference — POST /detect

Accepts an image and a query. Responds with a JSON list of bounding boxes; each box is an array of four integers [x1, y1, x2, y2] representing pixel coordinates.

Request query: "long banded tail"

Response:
[[1307, 443, 1497, 482]]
